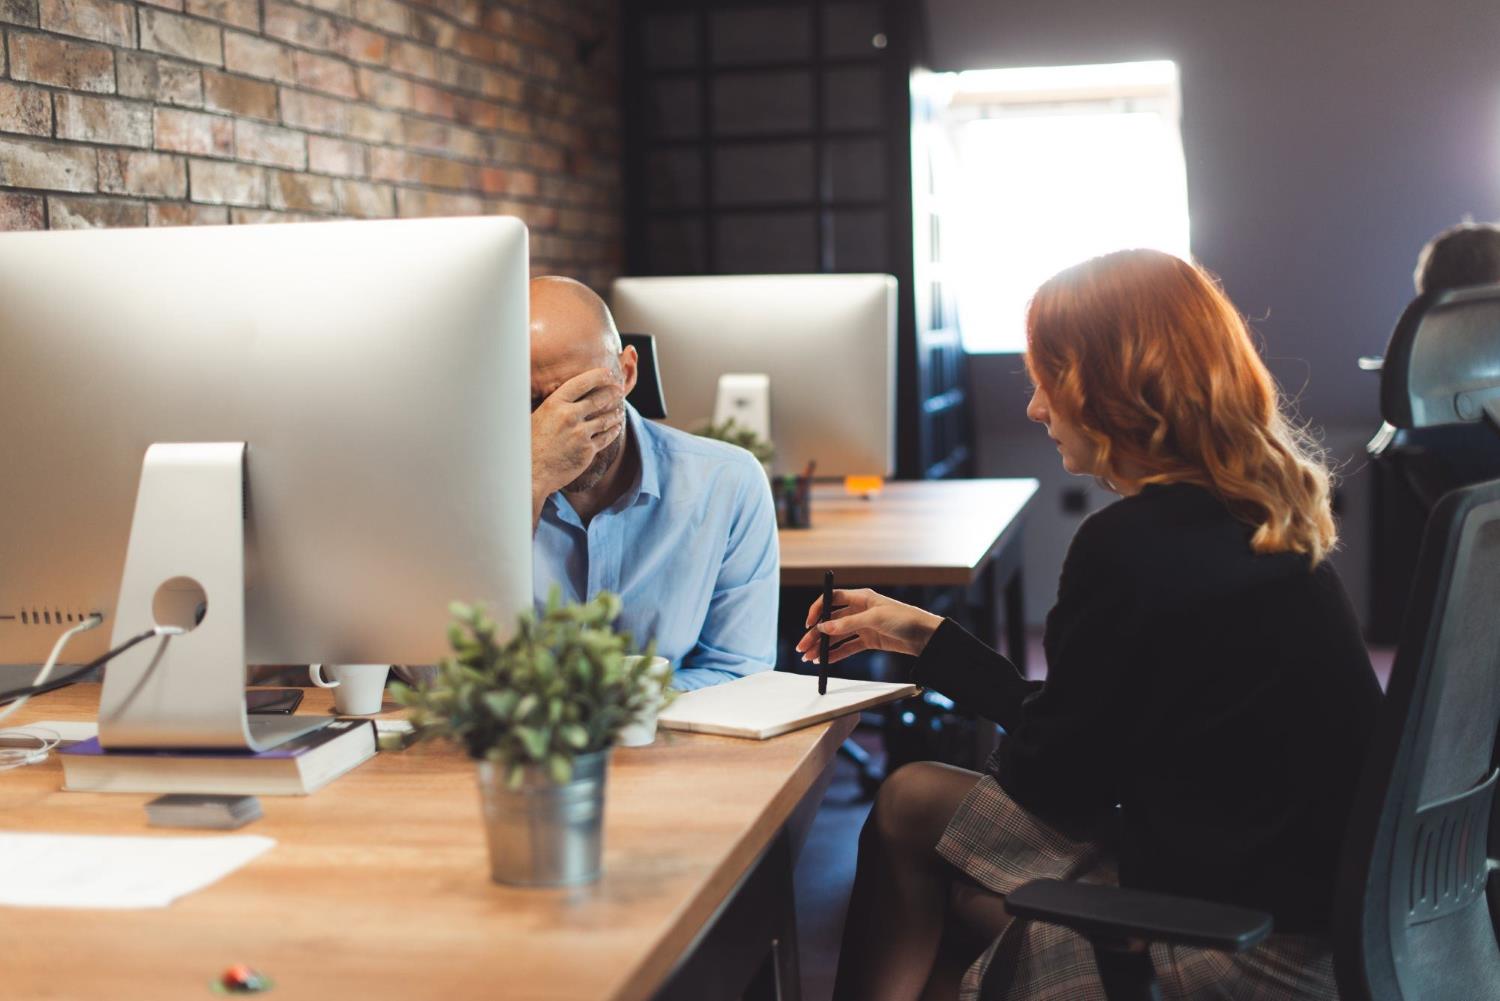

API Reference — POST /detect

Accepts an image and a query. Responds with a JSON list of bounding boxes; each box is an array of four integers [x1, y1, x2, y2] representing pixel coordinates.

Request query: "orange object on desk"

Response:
[[843, 475, 885, 497]]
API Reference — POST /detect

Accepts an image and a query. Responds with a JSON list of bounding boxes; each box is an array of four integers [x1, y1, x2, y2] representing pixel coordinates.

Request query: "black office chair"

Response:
[[621, 332, 668, 420], [987, 290, 1500, 1000]]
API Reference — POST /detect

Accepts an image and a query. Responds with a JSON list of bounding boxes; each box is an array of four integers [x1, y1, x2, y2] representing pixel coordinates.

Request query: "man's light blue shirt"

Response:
[[533, 404, 779, 691]]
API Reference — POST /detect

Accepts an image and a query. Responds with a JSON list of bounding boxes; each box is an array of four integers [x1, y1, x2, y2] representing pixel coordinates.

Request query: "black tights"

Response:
[[832, 762, 1014, 1001]]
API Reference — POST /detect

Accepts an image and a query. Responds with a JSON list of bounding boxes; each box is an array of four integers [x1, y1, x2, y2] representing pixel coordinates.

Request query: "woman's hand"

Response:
[[796, 588, 944, 666]]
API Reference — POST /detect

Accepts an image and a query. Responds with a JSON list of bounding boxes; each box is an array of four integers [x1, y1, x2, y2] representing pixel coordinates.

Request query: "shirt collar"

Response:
[[622, 402, 663, 505]]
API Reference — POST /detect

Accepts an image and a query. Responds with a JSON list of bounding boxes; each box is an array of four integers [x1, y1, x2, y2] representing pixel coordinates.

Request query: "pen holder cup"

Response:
[[773, 475, 813, 529]]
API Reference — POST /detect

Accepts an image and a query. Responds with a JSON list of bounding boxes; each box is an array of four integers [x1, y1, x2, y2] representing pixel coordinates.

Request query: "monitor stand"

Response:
[[713, 373, 771, 444], [98, 442, 330, 752]]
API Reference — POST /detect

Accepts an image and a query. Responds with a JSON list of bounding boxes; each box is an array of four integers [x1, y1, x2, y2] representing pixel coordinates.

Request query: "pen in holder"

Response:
[[774, 471, 814, 529]]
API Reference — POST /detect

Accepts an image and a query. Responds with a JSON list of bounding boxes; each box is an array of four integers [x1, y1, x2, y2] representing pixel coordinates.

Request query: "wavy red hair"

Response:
[[1025, 249, 1336, 564]]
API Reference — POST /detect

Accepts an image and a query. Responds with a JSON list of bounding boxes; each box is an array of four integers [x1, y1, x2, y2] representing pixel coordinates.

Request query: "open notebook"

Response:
[[657, 671, 918, 740]]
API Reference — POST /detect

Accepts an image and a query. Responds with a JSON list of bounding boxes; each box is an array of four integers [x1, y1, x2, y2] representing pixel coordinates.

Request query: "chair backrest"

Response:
[[621, 332, 668, 420], [1381, 284, 1500, 430], [1334, 477, 1500, 1000]]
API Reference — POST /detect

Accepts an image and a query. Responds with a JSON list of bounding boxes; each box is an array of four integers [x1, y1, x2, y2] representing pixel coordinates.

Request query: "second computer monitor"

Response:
[[609, 274, 897, 477]]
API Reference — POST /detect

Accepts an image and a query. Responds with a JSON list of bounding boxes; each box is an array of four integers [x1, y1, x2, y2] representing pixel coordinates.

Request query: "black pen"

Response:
[[818, 569, 833, 695]]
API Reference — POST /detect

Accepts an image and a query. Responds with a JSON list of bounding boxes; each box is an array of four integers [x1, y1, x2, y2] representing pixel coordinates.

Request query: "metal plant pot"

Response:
[[476, 749, 610, 887]]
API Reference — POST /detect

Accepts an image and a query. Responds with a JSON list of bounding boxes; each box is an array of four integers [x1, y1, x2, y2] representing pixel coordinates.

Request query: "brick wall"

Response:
[[0, 0, 621, 286]]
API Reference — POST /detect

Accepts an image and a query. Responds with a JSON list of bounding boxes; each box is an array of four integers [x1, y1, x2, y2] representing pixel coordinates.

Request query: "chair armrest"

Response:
[[1004, 879, 1273, 952]]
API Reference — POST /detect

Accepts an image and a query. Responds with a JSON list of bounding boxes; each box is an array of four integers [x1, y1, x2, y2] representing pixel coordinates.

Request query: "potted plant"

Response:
[[693, 417, 775, 466], [391, 590, 673, 887]]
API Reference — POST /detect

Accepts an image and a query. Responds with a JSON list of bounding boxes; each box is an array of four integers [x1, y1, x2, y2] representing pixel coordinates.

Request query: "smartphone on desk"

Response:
[[245, 688, 304, 715]]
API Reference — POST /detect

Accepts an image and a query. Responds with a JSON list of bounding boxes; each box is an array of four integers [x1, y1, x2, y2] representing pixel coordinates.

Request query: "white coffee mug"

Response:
[[308, 663, 391, 716], [617, 656, 672, 747]]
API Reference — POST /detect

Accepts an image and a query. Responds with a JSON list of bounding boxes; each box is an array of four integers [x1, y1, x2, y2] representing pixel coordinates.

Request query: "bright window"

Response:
[[942, 60, 1191, 354]]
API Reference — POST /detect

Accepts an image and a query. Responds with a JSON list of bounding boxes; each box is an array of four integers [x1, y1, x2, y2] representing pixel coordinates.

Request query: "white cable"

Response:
[[0, 726, 60, 770], [0, 614, 104, 727]]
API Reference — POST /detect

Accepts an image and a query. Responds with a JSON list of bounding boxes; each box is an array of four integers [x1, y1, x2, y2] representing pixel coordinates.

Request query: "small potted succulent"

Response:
[[391, 591, 672, 887]]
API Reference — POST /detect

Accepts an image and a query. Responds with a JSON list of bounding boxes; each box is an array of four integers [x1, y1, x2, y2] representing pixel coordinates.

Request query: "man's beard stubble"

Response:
[[563, 410, 627, 493]]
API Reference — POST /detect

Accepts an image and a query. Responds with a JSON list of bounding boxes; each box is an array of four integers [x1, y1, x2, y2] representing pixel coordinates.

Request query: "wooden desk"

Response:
[[1, 686, 855, 1001], [778, 478, 1039, 589]]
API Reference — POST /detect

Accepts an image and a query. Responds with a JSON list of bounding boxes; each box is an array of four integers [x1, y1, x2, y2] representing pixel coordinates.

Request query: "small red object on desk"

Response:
[[217, 964, 272, 994]]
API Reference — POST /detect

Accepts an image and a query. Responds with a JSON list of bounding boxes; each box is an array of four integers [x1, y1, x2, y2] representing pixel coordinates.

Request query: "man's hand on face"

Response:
[[531, 367, 625, 499]]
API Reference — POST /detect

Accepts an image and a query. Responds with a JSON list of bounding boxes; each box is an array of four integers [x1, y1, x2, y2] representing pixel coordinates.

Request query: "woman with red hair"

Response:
[[799, 249, 1380, 1000]]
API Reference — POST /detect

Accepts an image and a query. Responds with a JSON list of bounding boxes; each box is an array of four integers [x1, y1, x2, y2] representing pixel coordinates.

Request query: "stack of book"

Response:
[[60, 718, 377, 796]]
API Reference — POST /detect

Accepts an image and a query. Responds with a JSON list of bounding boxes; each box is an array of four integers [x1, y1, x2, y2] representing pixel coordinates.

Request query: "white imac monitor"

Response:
[[0, 217, 532, 751], [609, 274, 897, 477]]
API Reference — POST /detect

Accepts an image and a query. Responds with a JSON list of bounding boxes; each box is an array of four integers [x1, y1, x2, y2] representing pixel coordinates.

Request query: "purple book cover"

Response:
[[61, 719, 373, 759]]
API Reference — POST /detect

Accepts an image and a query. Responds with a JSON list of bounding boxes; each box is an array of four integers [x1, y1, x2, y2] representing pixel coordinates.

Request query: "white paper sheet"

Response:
[[0, 832, 275, 909]]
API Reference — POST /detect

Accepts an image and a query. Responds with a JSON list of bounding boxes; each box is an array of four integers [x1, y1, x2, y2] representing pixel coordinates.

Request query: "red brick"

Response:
[[437, 54, 482, 95], [233, 119, 304, 169], [55, 93, 152, 147], [47, 194, 147, 229], [333, 178, 391, 217], [307, 134, 363, 176], [399, 117, 483, 160], [154, 107, 233, 156], [454, 97, 500, 130], [492, 197, 554, 230], [203, 70, 277, 120], [479, 4, 510, 34], [356, 68, 412, 109], [118, 52, 203, 107], [395, 187, 479, 217], [0, 191, 44, 230], [184, 0, 256, 30], [264, 1, 333, 50], [188, 157, 265, 205], [0, 135, 96, 190], [0, 0, 38, 26], [39, 0, 132, 45], [479, 68, 523, 103], [99, 149, 187, 197], [278, 88, 347, 134], [230, 207, 319, 224], [301, 0, 348, 17], [268, 169, 335, 212], [0, 81, 51, 136], [408, 9, 455, 48], [352, 0, 405, 34], [8, 32, 114, 92], [225, 32, 296, 84], [139, 8, 223, 66], [294, 50, 356, 98], [371, 146, 472, 190], [334, 23, 386, 66], [345, 103, 398, 143], [387, 40, 437, 80], [479, 167, 536, 197], [453, 28, 496, 63], [149, 200, 227, 225], [410, 83, 455, 120]]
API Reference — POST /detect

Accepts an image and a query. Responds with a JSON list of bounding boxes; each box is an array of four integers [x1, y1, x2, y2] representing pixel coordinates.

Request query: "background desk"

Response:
[[2, 686, 855, 1001], [778, 478, 1038, 670]]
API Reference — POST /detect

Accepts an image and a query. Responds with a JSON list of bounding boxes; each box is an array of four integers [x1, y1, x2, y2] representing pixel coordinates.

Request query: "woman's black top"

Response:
[[913, 481, 1382, 934]]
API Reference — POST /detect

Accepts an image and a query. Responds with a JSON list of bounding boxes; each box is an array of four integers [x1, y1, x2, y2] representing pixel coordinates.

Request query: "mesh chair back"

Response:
[[1335, 478, 1500, 1000]]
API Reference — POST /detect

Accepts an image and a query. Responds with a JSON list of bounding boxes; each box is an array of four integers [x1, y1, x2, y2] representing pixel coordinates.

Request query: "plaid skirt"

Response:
[[936, 775, 1339, 1001]]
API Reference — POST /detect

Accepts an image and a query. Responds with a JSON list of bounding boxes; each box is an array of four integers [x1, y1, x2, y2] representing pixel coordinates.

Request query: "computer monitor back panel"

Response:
[[0, 217, 532, 667], [609, 274, 897, 477]]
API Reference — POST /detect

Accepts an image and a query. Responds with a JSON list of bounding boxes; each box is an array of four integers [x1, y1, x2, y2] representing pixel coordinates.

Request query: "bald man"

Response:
[[528, 276, 778, 690]]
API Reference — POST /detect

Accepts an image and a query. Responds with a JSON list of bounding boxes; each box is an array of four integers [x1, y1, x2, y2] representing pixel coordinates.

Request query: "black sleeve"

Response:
[[990, 517, 1141, 824], [911, 619, 1039, 731]]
